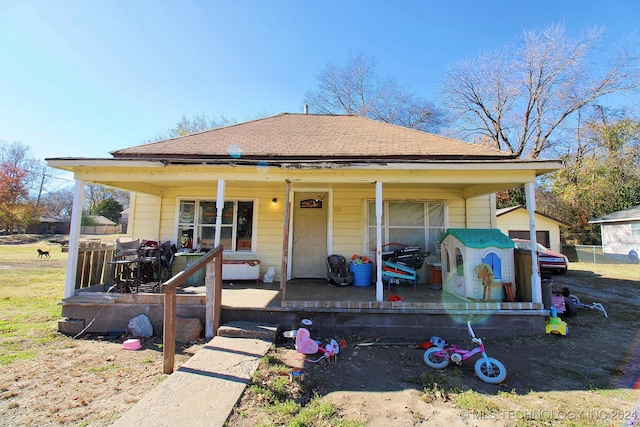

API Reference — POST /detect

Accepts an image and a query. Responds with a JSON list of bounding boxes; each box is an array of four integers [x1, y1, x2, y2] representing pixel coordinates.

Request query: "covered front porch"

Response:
[[60, 276, 546, 341]]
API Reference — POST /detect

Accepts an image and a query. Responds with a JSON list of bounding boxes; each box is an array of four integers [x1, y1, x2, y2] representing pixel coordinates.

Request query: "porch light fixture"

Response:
[[272, 198, 278, 205]]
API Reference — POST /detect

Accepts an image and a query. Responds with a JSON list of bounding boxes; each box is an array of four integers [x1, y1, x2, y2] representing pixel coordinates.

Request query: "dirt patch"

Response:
[[228, 273, 640, 426], [0, 336, 204, 426], [2, 270, 640, 426]]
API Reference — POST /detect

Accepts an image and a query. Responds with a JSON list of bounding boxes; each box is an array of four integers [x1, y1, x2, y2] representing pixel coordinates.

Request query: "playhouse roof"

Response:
[[441, 228, 515, 249]]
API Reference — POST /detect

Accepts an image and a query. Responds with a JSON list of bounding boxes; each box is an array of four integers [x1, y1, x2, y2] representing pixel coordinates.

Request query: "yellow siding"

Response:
[[465, 196, 493, 229], [497, 209, 562, 252], [130, 193, 161, 240], [129, 181, 496, 281]]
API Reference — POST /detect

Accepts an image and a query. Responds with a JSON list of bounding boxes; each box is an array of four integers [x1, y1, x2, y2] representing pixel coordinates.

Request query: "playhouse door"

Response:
[[292, 192, 328, 278]]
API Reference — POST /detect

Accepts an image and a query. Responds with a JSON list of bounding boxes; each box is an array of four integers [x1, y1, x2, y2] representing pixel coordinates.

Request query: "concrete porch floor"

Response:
[[218, 279, 446, 308]]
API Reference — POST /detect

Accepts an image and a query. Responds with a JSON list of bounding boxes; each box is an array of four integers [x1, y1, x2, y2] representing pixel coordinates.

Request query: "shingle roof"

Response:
[[111, 113, 514, 161]]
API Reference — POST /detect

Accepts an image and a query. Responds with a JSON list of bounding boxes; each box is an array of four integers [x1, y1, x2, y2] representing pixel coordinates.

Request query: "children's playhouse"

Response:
[[440, 229, 516, 301]]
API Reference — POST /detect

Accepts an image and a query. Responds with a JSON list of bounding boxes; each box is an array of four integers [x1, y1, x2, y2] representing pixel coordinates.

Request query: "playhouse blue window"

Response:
[[482, 253, 502, 280]]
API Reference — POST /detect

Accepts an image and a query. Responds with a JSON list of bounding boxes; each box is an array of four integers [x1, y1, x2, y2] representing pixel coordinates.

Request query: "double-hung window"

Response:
[[177, 200, 254, 252], [367, 201, 445, 254]]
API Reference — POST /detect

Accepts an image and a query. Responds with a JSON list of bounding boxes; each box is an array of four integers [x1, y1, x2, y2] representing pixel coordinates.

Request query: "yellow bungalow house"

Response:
[[48, 113, 561, 338]]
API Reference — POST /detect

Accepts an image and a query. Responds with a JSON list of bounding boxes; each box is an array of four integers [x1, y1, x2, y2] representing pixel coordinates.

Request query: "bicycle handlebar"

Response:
[[467, 321, 476, 339]]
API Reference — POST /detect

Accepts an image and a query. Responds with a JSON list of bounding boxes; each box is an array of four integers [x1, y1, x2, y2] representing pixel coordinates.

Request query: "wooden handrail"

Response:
[[161, 246, 224, 374]]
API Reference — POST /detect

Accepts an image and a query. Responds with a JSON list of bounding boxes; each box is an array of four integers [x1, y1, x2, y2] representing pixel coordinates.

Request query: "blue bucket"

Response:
[[349, 262, 373, 287]]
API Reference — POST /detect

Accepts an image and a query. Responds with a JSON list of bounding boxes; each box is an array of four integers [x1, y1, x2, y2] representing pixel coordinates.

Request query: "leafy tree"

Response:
[[305, 52, 447, 133], [81, 216, 99, 226], [0, 142, 44, 232], [440, 23, 639, 159], [84, 184, 129, 216], [92, 197, 124, 224], [551, 110, 640, 243]]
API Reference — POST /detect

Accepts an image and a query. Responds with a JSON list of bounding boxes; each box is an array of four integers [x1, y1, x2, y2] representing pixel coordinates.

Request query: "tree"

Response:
[[39, 188, 74, 216], [150, 113, 235, 142], [305, 52, 447, 133], [84, 184, 129, 216], [0, 141, 44, 232], [551, 109, 640, 243], [440, 23, 639, 159], [92, 197, 124, 224]]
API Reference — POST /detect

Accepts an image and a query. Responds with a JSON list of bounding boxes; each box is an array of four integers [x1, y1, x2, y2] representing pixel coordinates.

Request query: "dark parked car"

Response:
[[512, 238, 568, 275]]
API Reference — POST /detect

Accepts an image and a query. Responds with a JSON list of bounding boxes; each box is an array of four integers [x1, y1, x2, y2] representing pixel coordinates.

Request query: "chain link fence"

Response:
[[563, 244, 638, 264]]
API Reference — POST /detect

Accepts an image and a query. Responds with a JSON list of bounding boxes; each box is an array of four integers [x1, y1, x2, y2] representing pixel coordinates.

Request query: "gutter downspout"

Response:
[[64, 179, 85, 298], [375, 181, 383, 302], [525, 182, 542, 304]]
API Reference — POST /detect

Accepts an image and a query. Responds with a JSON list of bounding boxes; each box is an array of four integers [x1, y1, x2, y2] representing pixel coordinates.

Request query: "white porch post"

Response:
[[214, 179, 226, 247], [63, 179, 85, 298], [375, 181, 383, 302], [525, 182, 542, 303]]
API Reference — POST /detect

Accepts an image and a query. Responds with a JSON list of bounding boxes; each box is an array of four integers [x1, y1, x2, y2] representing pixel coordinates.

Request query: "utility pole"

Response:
[[36, 168, 45, 207]]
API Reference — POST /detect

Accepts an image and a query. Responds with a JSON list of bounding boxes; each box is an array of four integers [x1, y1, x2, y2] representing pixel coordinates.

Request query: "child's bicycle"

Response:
[[423, 321, 507, 384]]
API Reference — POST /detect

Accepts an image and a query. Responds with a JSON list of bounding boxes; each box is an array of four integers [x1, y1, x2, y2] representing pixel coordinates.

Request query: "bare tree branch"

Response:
[[305, 52, 447, 133], [440, 23, 640, 158]]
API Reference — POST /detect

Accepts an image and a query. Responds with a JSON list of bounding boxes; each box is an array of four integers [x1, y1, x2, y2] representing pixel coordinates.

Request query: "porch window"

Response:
[[367, 201, 445, 254], [177, 200, 254, 252]]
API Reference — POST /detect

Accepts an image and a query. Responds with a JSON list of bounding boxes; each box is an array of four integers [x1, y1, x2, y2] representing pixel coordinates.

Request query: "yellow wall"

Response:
[[497, 209, 562, 252], [129, 181, 494, 281]]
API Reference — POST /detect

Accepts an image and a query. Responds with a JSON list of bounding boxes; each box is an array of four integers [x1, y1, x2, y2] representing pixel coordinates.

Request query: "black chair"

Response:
[[158, 241, 178, 283]]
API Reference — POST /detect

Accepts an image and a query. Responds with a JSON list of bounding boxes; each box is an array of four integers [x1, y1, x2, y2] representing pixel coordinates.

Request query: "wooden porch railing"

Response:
[[75, 243, 116, 289], [161, 246, 223, 374]]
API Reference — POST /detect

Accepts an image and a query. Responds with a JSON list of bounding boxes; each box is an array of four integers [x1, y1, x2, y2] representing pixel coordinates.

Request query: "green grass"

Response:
[[570, 262, 640, 284], [0, 240, 68, 365], [455, 389, 500, 412]]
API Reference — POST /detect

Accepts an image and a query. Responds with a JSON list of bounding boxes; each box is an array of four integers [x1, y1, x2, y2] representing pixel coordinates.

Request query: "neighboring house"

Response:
[[81, 215, 119, 235], [496, 205, 568, 252], [26, 215, 71, 234], [48, 113, 562, 335], [589, 205, 640, 261]]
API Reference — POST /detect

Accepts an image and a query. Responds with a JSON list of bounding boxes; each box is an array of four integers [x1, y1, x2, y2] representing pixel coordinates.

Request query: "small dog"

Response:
[[37, 249, 50, 258]]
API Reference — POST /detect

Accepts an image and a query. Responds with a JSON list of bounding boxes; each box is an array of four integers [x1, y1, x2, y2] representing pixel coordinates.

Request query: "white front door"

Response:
[[292, 192, 328, 278]]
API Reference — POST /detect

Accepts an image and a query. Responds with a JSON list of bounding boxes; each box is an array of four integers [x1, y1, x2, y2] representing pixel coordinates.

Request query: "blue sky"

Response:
[[1, 0, 638, 162]]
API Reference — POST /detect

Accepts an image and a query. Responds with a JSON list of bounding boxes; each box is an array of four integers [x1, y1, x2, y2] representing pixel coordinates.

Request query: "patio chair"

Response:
[[158, 241, 178, 283], [326, 254, 353, 286], [115, 238, 140, 259]]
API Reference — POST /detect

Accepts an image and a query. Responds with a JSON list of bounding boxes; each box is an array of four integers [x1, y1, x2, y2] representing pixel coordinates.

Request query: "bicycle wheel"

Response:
[[423, 347, 450, 369], [474, 357, 507, 384]]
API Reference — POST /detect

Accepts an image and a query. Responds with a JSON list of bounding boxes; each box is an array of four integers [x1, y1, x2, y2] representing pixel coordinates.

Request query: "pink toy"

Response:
[[295, 328, 340, 363], [122, 338, 142, 351], [295, 328, 319, 354]]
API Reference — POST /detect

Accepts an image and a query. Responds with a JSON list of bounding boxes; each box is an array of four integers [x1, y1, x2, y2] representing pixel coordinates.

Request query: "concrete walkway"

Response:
[[113, 324, 275, 427]]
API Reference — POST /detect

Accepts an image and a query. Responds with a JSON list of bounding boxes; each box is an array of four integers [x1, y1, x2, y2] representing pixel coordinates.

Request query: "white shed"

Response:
[[441, 229, 515, 302]]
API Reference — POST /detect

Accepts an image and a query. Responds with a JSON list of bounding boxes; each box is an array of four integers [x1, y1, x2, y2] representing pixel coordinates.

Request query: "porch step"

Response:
[[60, 293, 117, 306], [217, 321, 278, 340]]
